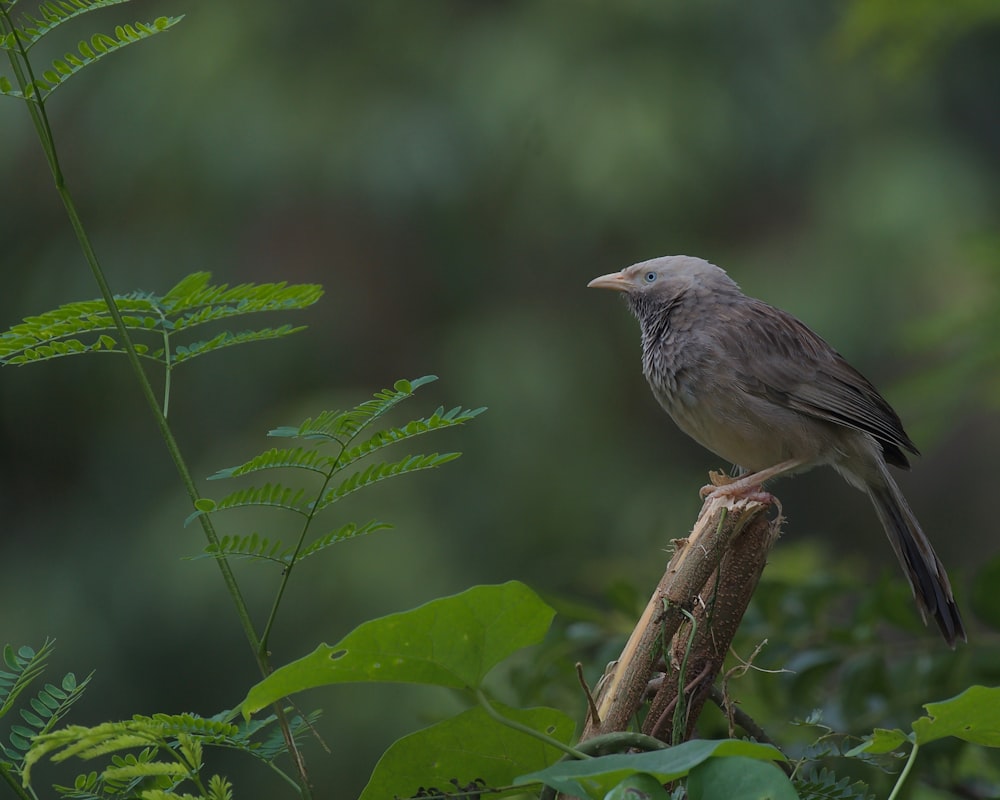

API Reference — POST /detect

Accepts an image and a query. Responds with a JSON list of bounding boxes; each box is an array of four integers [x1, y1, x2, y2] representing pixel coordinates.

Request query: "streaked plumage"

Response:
[[589, 255, 965, 646]]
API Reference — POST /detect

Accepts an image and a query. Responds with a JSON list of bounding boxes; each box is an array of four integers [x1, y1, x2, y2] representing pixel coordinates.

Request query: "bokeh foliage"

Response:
[[2, 1, 999, 797]]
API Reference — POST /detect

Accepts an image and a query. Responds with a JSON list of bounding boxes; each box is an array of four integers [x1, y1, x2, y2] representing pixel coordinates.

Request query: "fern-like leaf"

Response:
[[15, 672, 93, 753], [171, 326, 306, 364], [0, 16, 184, 100], [0, 641, 54, 719], [232, 709, 322, 764], [197, 521, 391, 564], [141, 773, 233, 800], [315, 452, 460, 511], [200, 533, 290, 565], [795, 767, 875, 800], [0, 297, 159, 364], [0, 271, 322, 368], [208, 446, 336, 481], [206, 773, 234, 800], [24, 713, 243, 790], [197, 378, 481, 570], [197, 483, 311, 519], [4, 0, 135, 51], [269, 376, 439, 443], [334, 404, 486, 471], [297, 520, 392, 561], [0, 641, 93, 776], [163, 273, 324, 323], [99, 745, 183, 796]]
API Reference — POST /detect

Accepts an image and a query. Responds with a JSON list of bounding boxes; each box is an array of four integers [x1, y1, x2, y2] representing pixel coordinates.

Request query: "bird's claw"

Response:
[[700, 473, 775, 505], [698, 470, 736, 497]]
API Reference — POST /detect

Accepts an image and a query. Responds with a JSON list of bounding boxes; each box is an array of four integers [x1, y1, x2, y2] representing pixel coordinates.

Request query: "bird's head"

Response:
[[587, 256, 739, 303]]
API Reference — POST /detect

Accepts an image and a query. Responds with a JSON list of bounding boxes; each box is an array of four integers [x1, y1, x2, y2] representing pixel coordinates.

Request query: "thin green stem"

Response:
[[261, 755, 306, 791], [671, 608, 698, 746], [475, 687, 590, 761], [887, 741, 919, 800], [4, 9, 313, 796], [2, 6, 262, 667], [60, 180, 265, 664], [0, 763, 36, 800], [155, 305, 173, 417], [258, 418, 376, 654], [259, 455, 341, 654], [1, 20, 56, 172]]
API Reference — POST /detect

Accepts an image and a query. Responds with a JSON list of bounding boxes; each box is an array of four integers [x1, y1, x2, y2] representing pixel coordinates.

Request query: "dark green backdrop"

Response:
[[2, 2, 998, 797]]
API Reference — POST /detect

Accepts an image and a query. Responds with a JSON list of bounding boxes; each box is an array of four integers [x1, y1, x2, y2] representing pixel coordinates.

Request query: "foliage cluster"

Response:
[[2, 2, 999, 800]]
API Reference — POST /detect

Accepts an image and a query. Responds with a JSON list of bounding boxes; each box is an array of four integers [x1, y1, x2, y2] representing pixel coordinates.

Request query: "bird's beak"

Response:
[[587, 271, 631, 292]]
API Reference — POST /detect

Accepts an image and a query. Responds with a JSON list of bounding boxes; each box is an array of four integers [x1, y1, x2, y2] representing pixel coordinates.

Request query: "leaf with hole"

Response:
[[241, 582, 554, 715]]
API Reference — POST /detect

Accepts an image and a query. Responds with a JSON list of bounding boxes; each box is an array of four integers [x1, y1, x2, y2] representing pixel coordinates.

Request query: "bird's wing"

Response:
[[723, 300, 918, 468]]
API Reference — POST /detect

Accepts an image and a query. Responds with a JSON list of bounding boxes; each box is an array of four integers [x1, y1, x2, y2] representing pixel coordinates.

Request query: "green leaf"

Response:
[[604, 773, 672, 800], [296, 520, 393, 561], [22, 713, 240, 785], [171, 326, 307, 364], [196, 521, 391, 564], [271, 377, 438, 443], [845, 727, 911, 756], [207, 447, 335, 480], [20, 709, 44, 728], [359, 705, 575, 800], [241, 582, 555, 715], [793, 768, 875, 800], [196, 483, 310, 518], [516, 740, 786, 799], [849, 686, 1000, 758], [333, 405, 487, 472], [912, 685, 1000, 747], [8, 0, 138, 51], [0, 640, 54, 719], [0, 271, 319, 367], [163, 273, 323, 320], [315, 452, 462, 510], [1, 15, 184, 100], [687, 755, 798, 800]]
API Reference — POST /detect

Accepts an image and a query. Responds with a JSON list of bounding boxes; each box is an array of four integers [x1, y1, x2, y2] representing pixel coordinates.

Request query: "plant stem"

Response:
[[3, 7, 264, 665], [0, 763, 35, 800], [259, 481, 331, 656], [4, 11, 313, 796], [52, 138, 313, 800], [475, 688, 590, 762], [670, 608, 697, 746], [60, 154, 266, 670], [259, 435, 349, 655], [887, 741, 919, 800]]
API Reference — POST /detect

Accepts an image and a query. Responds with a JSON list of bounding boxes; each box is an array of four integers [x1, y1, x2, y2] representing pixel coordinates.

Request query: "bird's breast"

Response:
[[642, 338, 832, 472]]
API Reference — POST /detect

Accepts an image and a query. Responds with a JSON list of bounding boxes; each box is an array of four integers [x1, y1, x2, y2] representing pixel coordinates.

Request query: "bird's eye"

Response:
[[644, 271, 657, 283]]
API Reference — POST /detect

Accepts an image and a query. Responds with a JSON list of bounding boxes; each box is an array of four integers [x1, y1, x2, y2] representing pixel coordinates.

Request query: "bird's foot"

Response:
[[699, 459, 804, 503], [699, 470, 737, 496], [700, 471, 774, 505]]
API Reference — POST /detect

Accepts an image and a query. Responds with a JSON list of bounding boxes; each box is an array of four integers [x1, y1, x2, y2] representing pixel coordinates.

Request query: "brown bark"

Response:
[[580, 491, 782, 743]]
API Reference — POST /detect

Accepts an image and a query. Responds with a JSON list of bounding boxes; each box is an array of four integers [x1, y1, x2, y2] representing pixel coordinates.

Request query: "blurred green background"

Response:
[[2, 1, 1000, 797]]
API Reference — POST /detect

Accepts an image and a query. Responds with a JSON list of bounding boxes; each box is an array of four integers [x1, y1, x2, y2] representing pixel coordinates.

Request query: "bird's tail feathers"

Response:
[[866, 468, 966, 647]]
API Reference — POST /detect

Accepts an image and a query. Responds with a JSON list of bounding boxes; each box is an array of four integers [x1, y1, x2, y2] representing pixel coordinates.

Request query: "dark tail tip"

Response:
[[937, 597, 967, 649], [867, 481, 967, 648]]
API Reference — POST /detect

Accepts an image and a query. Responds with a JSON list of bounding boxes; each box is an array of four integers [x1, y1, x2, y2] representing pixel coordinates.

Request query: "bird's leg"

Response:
[[699, 458, 805, 500], [704, 468, 739, 488]]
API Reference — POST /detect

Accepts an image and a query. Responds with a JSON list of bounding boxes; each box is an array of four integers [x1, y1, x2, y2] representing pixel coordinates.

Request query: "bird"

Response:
[[588, 255, 965, 647]]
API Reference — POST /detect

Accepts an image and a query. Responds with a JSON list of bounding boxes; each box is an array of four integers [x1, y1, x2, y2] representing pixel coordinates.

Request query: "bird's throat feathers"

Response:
[[627, 292, 682, 350]]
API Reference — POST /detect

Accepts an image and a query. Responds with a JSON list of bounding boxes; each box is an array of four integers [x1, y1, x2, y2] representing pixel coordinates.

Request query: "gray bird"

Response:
[[588, 255, 965, 646]]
